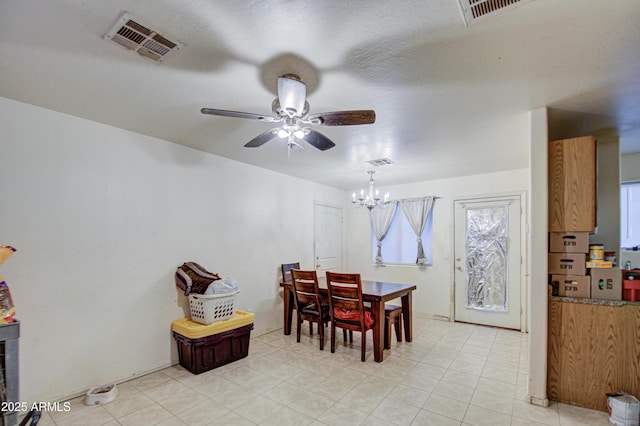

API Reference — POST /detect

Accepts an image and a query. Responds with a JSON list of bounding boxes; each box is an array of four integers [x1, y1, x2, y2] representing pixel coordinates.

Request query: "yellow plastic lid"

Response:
[[0, 246, 16, 266], [172, 310, 254, 339]]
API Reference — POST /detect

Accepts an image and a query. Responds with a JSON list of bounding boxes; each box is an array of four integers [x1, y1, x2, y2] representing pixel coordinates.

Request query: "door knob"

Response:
[[456, 266, 463, 271]]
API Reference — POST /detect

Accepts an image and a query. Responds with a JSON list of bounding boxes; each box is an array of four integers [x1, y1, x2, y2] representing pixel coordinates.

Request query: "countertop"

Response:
[[549, 296, 639, 306]]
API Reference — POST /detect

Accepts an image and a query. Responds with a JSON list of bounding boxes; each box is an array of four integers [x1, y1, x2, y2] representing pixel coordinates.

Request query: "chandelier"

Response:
[[352, 170, 391, 210]]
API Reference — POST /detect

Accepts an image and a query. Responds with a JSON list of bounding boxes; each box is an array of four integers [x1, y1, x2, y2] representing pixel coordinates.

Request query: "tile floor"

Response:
[[33, 315, 612, 425]]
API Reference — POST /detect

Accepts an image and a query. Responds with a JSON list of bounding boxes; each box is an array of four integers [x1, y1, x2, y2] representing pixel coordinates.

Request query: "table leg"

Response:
[[372, 300, 385, 362], [401, 292, 413, 342], [283, 286, 293, 335]]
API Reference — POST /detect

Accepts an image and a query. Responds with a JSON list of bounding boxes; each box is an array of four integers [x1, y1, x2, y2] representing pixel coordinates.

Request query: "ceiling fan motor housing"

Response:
[[277, 75, 307, 116]]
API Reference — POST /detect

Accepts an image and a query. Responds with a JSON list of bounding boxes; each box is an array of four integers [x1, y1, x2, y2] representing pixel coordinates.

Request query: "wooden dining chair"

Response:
[[384, 304, 403, 349], [291, 269, 330, 350], [326, 271, 375, 362], [281, 262, 300, 283]]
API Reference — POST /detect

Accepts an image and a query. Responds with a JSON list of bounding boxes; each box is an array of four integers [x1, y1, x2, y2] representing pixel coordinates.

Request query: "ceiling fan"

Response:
[[201, 73, 376, 152]]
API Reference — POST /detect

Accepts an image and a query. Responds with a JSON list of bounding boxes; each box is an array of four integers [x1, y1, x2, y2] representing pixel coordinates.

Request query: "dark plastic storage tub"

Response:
[[172, 311, 254, 374]]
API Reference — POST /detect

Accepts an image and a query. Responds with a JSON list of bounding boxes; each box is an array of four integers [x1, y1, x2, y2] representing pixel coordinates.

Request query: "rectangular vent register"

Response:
[[103, 11, 183, 62]]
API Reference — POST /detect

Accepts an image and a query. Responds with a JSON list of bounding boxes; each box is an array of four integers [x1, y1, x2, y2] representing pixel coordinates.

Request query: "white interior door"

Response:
[[314, 203, 343, 273], [454, 195, 523, 330]]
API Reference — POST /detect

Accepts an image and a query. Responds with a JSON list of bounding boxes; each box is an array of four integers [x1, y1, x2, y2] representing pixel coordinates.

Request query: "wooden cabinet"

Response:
[[548, 299, 640, 411], [548, 136, 597, 232]]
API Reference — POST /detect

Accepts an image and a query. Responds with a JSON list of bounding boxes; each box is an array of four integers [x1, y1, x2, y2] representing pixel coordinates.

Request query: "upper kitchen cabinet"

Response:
[[549, 136, 597, 232]]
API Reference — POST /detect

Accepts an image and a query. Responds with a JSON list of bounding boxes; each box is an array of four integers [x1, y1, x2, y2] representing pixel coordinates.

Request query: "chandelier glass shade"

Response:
[[352, 170, 390, 210]]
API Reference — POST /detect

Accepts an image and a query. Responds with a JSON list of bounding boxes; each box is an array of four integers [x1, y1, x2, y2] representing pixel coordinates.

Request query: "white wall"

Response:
[[621, 152, 640, 182], [0, 97, 344, 404], [344, 169, 529, 320], [591, 139, 620, 254], [528, 107, 549, 406]]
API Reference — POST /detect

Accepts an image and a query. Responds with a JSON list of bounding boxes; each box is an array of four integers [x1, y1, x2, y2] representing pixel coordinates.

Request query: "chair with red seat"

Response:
[[325, 271, 374, 362]]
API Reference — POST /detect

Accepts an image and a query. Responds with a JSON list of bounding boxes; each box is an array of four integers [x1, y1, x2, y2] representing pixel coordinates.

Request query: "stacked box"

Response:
[[548, 232, 589, 298], [590, 268, 622, 300], [548, 253, 587, 276], [172, 310, 254, 374], [549, 233, 590, 253], [550, 274, 590, 298]]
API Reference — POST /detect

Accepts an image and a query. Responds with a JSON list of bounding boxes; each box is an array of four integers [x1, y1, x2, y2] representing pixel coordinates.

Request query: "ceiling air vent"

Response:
[[366, 158, 395, 167], [103, 11, 183, 62], [457, 0, 535, 26]]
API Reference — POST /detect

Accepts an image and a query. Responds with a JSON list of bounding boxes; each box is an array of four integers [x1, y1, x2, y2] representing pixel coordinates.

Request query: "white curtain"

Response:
[[400, 196, 435, 264], [369, 201, 398, 264]]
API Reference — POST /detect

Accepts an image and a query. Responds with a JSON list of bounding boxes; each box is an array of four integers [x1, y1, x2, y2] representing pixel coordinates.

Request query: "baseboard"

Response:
[[527, 394, 550, 407]]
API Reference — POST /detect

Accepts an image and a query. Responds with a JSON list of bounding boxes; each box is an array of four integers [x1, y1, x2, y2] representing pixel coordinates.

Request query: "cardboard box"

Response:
[[548, 253, 587, 275], [590, 268, 622, 300], [549, 232, 589, 253], [551, 274, 591, 298]]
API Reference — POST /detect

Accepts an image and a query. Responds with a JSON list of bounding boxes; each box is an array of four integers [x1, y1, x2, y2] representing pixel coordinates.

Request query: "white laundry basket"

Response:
[[189, 290, 239, 325]]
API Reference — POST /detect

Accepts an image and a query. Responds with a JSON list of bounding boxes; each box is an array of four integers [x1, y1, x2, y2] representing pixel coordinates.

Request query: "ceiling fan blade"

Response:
[[308, 110, 376, 126], [302, 129, 336, 151], [201, 108, 275, 122], [244, 129, 278, 148]]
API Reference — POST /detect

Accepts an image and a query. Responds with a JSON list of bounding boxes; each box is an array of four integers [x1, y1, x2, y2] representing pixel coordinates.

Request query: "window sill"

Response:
[[372, 262, 433, 268]]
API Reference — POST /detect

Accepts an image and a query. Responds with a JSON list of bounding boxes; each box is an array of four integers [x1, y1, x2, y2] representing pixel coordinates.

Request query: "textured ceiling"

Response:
[[1, 0, 639, 190]]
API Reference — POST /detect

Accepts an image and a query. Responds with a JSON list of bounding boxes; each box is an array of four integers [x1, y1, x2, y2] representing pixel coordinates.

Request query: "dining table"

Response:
[[280, 277, 417, 362]]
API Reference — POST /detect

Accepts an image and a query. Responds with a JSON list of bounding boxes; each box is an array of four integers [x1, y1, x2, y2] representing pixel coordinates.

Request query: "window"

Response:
[[370, 198, 435, 265], [621, 181, 640, 248], [371, 210, 433, 265]]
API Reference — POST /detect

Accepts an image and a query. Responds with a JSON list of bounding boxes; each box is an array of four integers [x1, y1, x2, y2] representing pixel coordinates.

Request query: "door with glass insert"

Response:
[[454, 195, 523, 330]]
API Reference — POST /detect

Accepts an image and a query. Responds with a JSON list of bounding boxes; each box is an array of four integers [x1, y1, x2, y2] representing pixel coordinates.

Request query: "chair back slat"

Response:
[[293, 282, 318, 306], [326, 272, 360, 284], [329, 283, 359, 299], [330, 297, 360, 311], [291, 269, 322, 311]]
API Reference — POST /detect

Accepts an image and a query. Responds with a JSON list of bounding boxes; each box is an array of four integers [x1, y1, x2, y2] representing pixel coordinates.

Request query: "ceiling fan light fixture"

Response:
[[201, 74, 375, 153], [277, 75, 306, 116]]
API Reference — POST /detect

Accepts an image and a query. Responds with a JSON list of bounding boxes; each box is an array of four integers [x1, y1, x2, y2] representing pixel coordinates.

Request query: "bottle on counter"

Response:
[[605, 251, 617, 266]]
